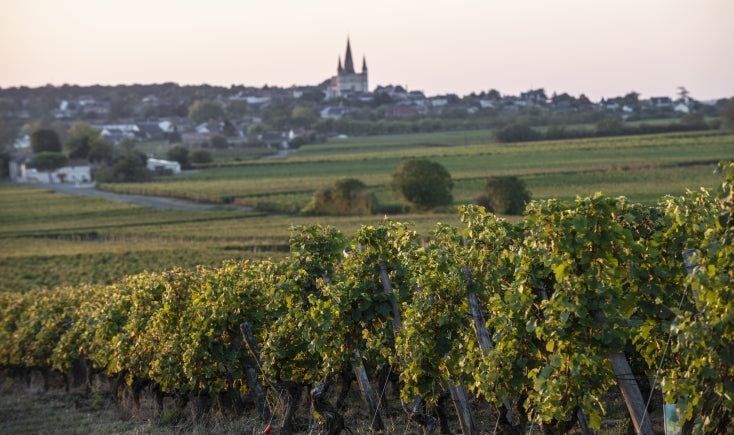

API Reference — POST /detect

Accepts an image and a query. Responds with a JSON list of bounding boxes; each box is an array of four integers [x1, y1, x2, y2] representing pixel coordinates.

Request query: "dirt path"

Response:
[[31, 183, 252, 212]]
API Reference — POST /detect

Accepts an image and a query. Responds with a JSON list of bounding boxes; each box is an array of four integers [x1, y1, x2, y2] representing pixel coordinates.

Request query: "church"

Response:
[[326, 38, 369, 98]]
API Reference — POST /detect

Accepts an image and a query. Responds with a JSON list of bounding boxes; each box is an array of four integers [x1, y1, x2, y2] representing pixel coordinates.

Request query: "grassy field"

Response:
[[2, 129, 732, 293], [101, 130, 732, 210]]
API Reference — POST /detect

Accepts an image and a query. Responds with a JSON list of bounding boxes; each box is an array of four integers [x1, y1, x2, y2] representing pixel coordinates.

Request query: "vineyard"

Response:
[[99, 131, 733, 212], [1, 161, 731, 434]]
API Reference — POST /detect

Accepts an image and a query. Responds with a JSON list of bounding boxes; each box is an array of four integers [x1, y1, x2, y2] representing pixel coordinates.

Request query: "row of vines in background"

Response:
[[1, 162, 731, 434]]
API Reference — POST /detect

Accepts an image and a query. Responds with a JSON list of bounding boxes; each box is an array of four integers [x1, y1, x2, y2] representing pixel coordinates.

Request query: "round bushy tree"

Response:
[[30, 129, 62, 153], [476, 175, 531, 215], [166, 145, 191, 169], [389, 158, 453, 212]]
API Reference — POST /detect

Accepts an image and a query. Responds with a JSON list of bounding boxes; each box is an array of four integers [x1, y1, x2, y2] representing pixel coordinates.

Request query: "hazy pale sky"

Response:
[[1, 0, 732, 101]]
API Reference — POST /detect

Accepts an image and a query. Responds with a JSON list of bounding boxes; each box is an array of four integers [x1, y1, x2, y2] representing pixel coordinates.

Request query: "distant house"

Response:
[[146, 158, 181, 174], [136, 122, 163, 140], [13, 134, 30, 149], [674, 103, 690, 114], [320, 106, 350, 119], [259, 132, 289, 149], [12, 155, 92, 184], [479, 100, 497, 109], [181, 132, 212, 144], [98, 123, 139, 144], [649, 97, 673, 108]]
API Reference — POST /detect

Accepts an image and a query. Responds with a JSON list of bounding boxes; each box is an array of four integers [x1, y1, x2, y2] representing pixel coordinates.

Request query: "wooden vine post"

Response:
[[591, 310, 654, 435], [377, 260, 437, 434], [352, 349, 385, 431], [239, 322, 278, 428], [462, 265, 519, 429]]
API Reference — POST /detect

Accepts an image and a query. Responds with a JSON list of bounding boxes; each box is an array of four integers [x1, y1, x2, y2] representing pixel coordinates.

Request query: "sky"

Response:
[[1, 0, 733, 102]]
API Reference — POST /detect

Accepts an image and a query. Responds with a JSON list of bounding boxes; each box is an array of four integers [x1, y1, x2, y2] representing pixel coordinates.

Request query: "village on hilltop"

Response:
[[1, 38, 728, 184]]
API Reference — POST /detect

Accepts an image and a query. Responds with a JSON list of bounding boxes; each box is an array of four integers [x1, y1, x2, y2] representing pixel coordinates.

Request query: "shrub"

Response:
[[478, 175, 531, 215], [303, 178, 377, 216], [95, 152, 152, 183], [494, 123, 542, 143], [190, 149, 213, 164]]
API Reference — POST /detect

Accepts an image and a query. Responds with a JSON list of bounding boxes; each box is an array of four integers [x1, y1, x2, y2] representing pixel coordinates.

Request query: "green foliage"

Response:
[[477, 175, 531, 215], [655, 161, 734, 433], [27, 152, 69, 178], [166, 145, 191, 169], [208, 134, 229, 149], [494, 123, 542, 142], [2, 176, 734, 429], [95, 151, 151, 182], [302, 178, 377, 216], [594, 117, 625, 135], [30, 128, 62, 153], [190, 149, 213, 164], [720, 99, 734, 127], [389, 158, 453, 212], [188, 99, 225, 123], [64, 122, 114, 163]]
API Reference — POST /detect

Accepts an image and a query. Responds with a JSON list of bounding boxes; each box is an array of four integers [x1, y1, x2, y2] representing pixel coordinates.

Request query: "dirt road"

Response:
[[31, 183, 251, 212]]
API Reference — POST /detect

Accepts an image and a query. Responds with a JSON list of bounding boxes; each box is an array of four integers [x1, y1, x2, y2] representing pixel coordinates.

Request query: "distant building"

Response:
[[327, 38, 369, 98], [12, 155, 91, 184], [146, 158, 181, 174]]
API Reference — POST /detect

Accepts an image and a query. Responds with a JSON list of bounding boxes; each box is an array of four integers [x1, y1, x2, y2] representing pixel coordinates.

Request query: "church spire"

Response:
[[338, 56, 343, 73], [343, 38, 355, 74], [362, 55, 367, 73]]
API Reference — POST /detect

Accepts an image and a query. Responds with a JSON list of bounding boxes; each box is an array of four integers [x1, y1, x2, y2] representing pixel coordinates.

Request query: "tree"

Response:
[[226, 100, 249, 118], [621, 91, 640, 107], [30, 129, 62, 153], [188, 99, 225, 123], [486, 89, 501, 100], [720, 99, 734, 127], [27, 151, 68, 183], [95, 151, 151, 183], [475, 175, 531, 215], [166, 145, 191, 169], [64, 122, 114, 163], [389, 158, 453, 212], [291, 106, 317, 129], [302, 178, 377, 216]]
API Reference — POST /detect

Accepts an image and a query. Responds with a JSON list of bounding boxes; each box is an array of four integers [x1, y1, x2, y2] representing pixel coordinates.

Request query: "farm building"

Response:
[[146, 158, 181, 174]]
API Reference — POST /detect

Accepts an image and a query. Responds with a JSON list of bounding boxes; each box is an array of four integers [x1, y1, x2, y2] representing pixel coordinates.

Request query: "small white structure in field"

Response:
[[16, 158, 92, 184], [147, 158, 181, 174]]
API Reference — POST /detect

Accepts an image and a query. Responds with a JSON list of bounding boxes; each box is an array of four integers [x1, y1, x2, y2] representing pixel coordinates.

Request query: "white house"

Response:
[[146, 158, 181, 174], [16, 158, 92, 184], [674, 103, 690, 114]]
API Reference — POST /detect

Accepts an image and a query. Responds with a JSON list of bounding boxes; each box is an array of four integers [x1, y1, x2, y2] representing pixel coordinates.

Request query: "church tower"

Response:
[[329, 38, 368, 98]]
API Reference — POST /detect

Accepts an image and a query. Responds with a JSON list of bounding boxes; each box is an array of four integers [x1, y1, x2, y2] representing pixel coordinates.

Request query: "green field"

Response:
[[102, 130, 731, 209], [1, 129, 732, 292]]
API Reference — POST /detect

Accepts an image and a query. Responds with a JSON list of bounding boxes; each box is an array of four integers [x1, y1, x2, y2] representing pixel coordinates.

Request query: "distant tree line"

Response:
[[494, 113, 717, 143]]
